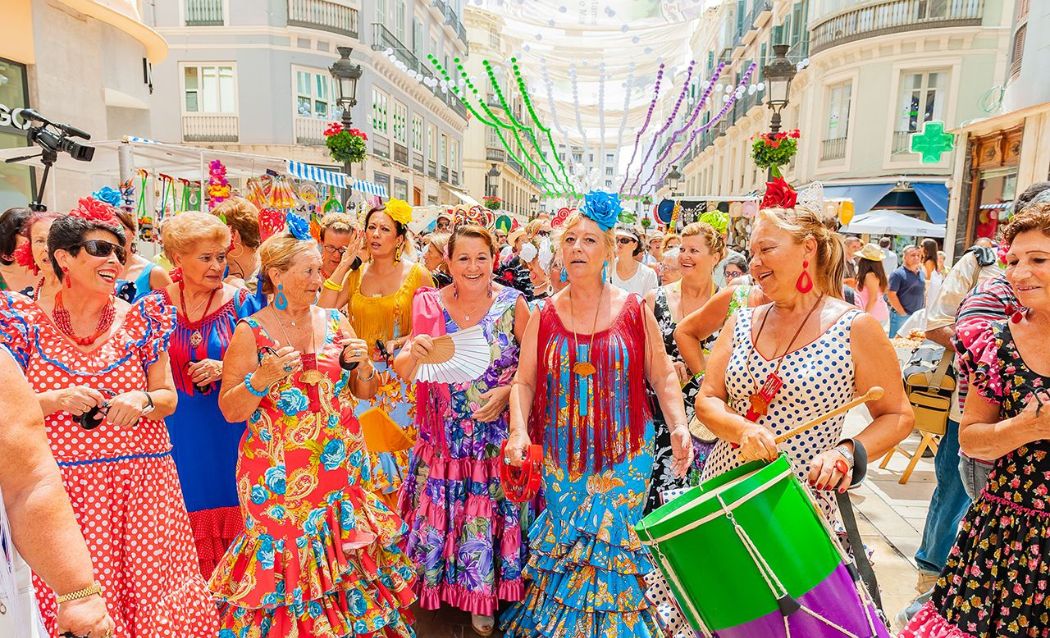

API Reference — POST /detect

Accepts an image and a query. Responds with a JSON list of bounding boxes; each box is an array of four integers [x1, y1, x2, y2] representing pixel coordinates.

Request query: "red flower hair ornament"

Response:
[[71, 197, 120, 226], [761, 177, 798, 210]]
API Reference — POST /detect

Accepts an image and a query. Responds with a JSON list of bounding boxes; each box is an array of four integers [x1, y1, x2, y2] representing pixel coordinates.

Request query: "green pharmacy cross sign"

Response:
[[910, 120, 955, 163]]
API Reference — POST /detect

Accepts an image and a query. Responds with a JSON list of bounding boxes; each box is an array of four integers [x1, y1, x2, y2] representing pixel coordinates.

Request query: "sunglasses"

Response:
[[725, 269, 745, 278], [617, 237, 636, 245], [76, 240, 127, 265]]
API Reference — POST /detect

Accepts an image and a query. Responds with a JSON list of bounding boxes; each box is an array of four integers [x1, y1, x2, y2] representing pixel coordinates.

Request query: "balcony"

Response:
[[486, 94, 503, 109], [433, 0, 469, 48], [182, 114, 238, 142], [185, 0, 223, 26], [736, 0, 773, 45], [293, 116, 327, 145], [486, 147, 506, 162], [507, 155, 523, 176], [394, 142, 409, 165], [811, 0, 984, 55], [451, 170, 459, 186], [372, 23, 468, 121], [820, 137, 848, 161], [411, 150, 424, 173], [440, 166, 450, 182], [892, 130, 912, 155], [428, 159, 437, 178], [287, 0, 359, 39]]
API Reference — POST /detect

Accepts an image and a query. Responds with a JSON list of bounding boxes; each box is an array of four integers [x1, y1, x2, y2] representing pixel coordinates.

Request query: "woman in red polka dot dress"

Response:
[[0, 201, 218, 637]]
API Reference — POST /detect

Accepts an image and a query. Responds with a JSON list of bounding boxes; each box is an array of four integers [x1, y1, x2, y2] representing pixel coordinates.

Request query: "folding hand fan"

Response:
[[415, 325, 492, 385]]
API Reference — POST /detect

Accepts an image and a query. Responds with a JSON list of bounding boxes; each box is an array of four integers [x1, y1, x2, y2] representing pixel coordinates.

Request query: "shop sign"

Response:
[[0, 103, 30, 131]]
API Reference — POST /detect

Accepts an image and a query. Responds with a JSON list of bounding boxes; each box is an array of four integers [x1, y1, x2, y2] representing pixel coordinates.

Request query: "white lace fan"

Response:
[[414, 325, 492, 385]]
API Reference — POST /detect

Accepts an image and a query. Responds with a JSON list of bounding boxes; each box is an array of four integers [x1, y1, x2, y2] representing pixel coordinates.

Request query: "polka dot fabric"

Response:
[[701, 306, 860, 521], [0, 293, 218, 637]]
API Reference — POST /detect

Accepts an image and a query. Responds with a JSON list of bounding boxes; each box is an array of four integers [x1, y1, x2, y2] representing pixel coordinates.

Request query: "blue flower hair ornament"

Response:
[[92, 186, 122, 208], [580, 190, 622, 231], [286, 213, 312, 241]]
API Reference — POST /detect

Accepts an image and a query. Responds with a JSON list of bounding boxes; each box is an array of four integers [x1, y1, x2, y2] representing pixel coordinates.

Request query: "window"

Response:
[[450, 140, 459, 172], [486, 128, 501, 149], [606, 166, 614, 176], [439, 133, 448, 167], [489, 28, 501, 49], [824, 81, 851, 141], [183, 64, 236, 113], [413, 18, 424, 58], [392, 100, 408, 145], [394, 0, 406, 42], [376, 0, 386, 26], [294, 69, 332, 118], [1010, 0, 1029, 77], [895, 71, 945, 133], [411, 115, 424, 152], [393, 178, 409, 201], [430, 36, 439, 60], [605, 153, 614, 164], [427, 124, 437, 161], [371, 88, 389, 136], [184, 0, 224, 26]]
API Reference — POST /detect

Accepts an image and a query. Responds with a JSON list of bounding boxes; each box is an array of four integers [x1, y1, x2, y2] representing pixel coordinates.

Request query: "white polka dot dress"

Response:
[[701, 306, 860, 520]]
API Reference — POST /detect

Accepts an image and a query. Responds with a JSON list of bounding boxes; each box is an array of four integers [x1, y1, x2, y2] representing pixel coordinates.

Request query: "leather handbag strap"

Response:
[[835, 489, 885, 614], [929, 349, 953, 388]]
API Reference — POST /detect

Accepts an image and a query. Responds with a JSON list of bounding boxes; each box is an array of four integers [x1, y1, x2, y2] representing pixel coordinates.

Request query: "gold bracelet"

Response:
[[357, 364, 377, 382], [55, 581, 103, 605], [323, 278, 344, 292]]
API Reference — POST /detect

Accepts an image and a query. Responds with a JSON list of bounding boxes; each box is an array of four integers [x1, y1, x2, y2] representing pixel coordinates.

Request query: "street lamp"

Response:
[[330, 46, 363, 207], [486, 163, 501, 198], [763, 43, 797, 136], [529, 193, 539, 219], [666, 165, 683, 197]]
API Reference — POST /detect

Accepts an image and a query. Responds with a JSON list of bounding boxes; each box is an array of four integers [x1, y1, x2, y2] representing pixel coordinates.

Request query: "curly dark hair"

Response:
[[0, 207, 32, 265], [48, 215, 126, 281]]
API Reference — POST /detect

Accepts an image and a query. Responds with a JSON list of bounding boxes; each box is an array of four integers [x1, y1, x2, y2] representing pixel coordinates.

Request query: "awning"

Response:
[[287, 161, 346, 189], [352, 179, 388, 198], [822, 183, 895, 218], [840, 209, 945, 238], [979, 201, 1013, 210], [448, 188, 480, 206], [912, 182, 949, 224]]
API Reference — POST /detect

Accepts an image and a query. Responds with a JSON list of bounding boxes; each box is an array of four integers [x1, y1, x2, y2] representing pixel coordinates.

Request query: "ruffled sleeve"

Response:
[[123, 294, 177, 369], [410, 287, 445, 339], [957, 319, 1008, 403], [233, 286, 266, 319], [0, 292, 36, 369]]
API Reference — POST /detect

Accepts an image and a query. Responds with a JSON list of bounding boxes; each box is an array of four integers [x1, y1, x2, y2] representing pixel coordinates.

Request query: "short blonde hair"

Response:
[[661, 233, 681, 252], [680, 222, 726, 261], [319, 212, 355, 241], [427, 232, 451, 255], [258, 234, 317, 294], [212, 197, 260, 249], [162, 212, 230, 258]]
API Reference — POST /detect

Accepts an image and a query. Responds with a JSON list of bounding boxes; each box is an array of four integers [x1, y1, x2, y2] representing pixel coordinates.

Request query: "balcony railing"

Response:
[[440, 166, 449, 182], [507, 156, 523, 176], [434, 0, 468, 47], [820, 137, 848, 161], [486, 147, 506, 162], [394, 142, 409, 165], [182, 114, 238, 142], [293, 116, 326, 145], [428, 159, 437, 178], [373, 135, 390, 159], [288, 0, 359, 38], [372, 23, 467, 121], [486, 95, 503, 109], [451, 170, 459, 186], [185, 0, 223, 26], [811, 0, 984, 54], [892, 130, 912, 155], [738, 0, 773, 43], [411, 150, 424, 173]]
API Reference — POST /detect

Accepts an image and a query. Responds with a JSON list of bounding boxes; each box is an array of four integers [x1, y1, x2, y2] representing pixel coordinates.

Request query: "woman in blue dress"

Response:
[[151, 211, 264, 577], [502, 192, 693, 637], [116, 209, 172, 302]]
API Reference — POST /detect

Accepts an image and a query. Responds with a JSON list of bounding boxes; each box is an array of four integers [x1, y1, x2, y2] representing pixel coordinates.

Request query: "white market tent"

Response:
[[840, 209, 946, 238]]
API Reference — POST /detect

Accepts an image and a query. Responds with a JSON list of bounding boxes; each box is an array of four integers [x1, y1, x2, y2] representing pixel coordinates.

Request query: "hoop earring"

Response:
[[795, 259, 813, 293], [274, 283, 289, 310]]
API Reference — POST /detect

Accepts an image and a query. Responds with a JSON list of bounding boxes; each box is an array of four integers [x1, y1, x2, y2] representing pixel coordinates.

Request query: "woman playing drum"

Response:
[[695, 191, 912, 522]]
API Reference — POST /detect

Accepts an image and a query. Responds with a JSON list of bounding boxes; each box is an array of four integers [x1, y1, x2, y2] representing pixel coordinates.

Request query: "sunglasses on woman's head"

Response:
[[76, 240, 127, 265]]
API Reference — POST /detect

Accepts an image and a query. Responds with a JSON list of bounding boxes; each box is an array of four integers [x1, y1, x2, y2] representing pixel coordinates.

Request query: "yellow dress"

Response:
[[343, 261, 432, 506]]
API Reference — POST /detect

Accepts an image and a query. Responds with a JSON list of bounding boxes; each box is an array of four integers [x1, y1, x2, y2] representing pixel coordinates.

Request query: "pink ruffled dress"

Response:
[[0, 293, 218, 637], [902, 320, 1050, 638]]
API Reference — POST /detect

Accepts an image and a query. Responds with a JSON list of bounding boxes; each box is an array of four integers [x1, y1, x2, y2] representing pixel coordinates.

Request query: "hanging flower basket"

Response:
[[751, 129, 800, 178], [324, 122, 368, 165], [482, 195, 502, 211]]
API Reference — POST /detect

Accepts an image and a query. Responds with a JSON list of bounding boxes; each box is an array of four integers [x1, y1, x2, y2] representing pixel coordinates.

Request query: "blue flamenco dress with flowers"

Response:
[[208, 311, 416, 637]]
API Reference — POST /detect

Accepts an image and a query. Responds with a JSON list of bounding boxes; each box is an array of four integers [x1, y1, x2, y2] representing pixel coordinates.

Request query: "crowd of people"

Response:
[[0, 177, 1048, 638]]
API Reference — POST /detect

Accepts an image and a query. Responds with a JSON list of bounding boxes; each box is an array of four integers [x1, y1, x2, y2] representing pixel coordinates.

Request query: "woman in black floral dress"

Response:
[[643, 222, 724, 513], [903, 203, 1050, 638]]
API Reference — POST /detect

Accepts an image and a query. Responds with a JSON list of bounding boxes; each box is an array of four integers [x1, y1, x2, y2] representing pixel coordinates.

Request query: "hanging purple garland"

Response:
[[626, 60, 697, 195], [618, 62, 666, 194]]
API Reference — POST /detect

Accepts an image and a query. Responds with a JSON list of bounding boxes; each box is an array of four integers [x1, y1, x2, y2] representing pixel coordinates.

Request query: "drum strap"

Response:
[[835, 490, 884, 613]]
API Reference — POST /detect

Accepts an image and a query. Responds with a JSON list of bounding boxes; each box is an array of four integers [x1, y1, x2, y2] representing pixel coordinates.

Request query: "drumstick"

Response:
[[773, 386, 884, 445]]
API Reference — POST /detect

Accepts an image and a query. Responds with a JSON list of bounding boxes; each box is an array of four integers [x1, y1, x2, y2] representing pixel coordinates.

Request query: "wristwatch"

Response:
[[834, 443, 854, 468], [56, 581, 103, 605]]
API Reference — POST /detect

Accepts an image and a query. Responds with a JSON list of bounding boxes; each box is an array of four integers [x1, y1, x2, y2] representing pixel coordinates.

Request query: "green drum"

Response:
[[635, 455, 843, 633]]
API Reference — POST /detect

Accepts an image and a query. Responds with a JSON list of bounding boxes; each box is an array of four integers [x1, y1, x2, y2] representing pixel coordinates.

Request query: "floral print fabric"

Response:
[[208, 311, 416, 637], [902, 320, 1050, 638], [398, 286, 525, 616]]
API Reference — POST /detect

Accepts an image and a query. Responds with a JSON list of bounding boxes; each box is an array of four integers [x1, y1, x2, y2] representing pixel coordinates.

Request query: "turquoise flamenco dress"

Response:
[[501, 294, 662, 638]]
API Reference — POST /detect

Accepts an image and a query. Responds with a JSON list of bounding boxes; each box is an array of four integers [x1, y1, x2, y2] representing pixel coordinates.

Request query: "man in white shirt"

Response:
[[610, 227, 659, 296], [880, 236, 899, 274]]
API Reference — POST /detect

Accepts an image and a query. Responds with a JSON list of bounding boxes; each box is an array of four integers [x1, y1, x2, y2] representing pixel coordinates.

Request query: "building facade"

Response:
[[0, 0, 167, 211], [945, 0, 1050, 256], [461, 7, 542, 218], [145, 0, 469, 207], [673, 0, 1014, 246]]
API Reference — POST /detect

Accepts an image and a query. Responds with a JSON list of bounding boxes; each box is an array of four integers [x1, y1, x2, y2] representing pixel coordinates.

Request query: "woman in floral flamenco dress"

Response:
[[501, 193, 693, 637], [394, 224, 530, 636], [214, 224, 416, 637]]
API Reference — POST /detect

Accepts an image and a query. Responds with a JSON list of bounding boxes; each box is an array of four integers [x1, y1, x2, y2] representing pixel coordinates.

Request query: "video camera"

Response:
[[22, 109, 94, 162]]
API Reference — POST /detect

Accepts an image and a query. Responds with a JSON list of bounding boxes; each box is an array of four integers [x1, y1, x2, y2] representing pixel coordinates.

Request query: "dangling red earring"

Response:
[[795, 259, 813, 293], [1007, 303, 1027, 324], [62, 267, 71, 288]]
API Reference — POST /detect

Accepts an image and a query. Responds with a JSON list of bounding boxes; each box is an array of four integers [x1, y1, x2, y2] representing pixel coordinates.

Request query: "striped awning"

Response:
[[352, 179, 388, 198], [287, 161, 346, 189], [979, 201, 1012, 210]]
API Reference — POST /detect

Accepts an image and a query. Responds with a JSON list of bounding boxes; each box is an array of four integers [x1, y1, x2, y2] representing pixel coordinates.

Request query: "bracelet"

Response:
[[56, 581, 103, 605], [356, 364, 377, 382], [833, 444, 855, 468], [141, 391, 155, 415], [323, 278, 344, 292], [244, 372, 269, 397]]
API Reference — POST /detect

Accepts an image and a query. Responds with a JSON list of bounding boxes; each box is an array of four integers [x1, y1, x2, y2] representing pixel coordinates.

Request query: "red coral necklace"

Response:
[[52, 290, 116, 346]]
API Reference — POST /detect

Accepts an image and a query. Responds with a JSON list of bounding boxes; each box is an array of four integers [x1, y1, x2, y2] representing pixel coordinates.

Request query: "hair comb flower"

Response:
[[71, 197, 119, 226], [385, 199, 413, 226], [92, 186, 123, 208], [580, 191, 621, 231], [760, 178, 797, 210], [286, 213, 312, 241]]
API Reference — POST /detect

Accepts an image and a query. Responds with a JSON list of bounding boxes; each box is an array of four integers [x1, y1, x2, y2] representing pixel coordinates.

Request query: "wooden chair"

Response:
[[880, 351, 953, 484]]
